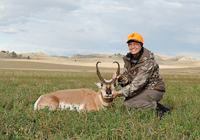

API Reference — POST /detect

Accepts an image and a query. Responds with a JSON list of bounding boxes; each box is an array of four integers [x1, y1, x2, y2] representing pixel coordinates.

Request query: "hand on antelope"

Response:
[[112, 92, 119, 99], [112, 71, 122, 80]]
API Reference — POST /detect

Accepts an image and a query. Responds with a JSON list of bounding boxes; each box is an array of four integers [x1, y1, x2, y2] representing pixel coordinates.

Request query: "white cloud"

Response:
[[0, 44, 44, 53], [0, 0, 200, 58], [0, 5, 4, 10], [183, 35, 200, 45], [2, 28, 18, 33], [0, 0, 80, 25], [109, 40, 125, 43]]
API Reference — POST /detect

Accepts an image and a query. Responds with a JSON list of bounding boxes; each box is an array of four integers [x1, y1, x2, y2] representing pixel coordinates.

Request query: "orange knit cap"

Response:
[[127, 33, 143, 44]]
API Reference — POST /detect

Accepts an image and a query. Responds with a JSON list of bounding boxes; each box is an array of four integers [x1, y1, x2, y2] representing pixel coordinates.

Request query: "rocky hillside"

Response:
[[1, 50, 199, 64], [169, 55, 199, 61], [0, 51, 24, 59], [0, 51, 68, 60]]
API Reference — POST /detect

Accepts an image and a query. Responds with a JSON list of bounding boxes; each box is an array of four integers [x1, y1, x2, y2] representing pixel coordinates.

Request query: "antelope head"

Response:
[[95, 61, 120, 99]]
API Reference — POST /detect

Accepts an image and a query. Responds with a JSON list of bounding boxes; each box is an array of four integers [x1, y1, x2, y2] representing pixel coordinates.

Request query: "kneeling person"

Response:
[[112, 33, 170, 117]]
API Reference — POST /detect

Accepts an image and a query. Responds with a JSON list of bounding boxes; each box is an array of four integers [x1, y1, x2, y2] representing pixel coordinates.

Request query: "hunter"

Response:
[[112, 32, 170, 117]]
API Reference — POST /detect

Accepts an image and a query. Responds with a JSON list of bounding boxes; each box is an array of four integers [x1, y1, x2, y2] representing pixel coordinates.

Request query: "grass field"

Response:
[[0, 70, 200, 139]]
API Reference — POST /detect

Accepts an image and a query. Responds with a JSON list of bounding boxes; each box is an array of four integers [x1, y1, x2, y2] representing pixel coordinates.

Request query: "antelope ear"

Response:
[[94, 82, 102, 88]]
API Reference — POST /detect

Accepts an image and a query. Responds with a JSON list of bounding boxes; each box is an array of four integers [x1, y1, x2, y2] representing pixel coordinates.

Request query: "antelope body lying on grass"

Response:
[[34, 61, 120, 112]]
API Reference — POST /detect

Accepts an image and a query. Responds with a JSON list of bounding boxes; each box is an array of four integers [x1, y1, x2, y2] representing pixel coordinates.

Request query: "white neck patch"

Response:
[[99, 94, 111, 107]]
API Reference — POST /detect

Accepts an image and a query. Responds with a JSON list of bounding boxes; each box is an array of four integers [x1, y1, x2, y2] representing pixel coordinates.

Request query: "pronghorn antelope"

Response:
[[34, 61, 120, 112]]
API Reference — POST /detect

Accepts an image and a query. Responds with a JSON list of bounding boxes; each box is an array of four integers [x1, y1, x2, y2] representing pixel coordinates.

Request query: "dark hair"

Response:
[[127, 40, 143, 47]]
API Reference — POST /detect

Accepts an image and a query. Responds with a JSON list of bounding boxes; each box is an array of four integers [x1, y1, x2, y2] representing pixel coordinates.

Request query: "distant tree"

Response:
[[1, 50, 6, 53], [27, 56, 30, 59], [11, 52, 17, 58], [114, 53, 124, 56]]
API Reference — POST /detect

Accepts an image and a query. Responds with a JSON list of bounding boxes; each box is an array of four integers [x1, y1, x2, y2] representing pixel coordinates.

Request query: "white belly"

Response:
[[59, 102, 85, 113]]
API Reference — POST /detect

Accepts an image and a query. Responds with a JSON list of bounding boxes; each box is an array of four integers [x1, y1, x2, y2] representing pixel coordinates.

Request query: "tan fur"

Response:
[[36, 94, 59, 110], [34, 88, 114, 111]]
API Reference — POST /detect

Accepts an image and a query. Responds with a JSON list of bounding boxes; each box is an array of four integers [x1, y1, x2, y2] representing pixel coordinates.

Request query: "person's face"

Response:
[[128, 42, 142, 56]]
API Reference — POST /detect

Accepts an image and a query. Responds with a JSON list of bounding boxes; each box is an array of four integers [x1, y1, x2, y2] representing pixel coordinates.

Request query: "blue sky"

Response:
[[0, 0, 200, 59]]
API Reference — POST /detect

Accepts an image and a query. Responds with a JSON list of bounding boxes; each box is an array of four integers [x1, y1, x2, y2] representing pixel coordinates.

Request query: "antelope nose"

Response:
[[106, 88, 111, 94]]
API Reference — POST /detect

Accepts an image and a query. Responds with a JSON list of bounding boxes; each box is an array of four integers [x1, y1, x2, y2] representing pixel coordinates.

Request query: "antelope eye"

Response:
[[101, 83, 103, 87]]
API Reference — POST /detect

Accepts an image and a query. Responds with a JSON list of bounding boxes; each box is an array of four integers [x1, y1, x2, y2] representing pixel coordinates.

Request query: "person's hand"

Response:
[[112, 71, 117, 79], [112, 92, 118, 99], [112, 72, 122, 80]]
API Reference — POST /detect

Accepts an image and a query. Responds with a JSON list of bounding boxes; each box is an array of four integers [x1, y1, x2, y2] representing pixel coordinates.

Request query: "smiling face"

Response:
[[128, 42, 142, 57]]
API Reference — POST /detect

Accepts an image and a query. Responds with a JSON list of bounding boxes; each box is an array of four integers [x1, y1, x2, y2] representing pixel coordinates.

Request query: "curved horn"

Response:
[[96, 61, 105, 82], [113, 61, 120, 81]]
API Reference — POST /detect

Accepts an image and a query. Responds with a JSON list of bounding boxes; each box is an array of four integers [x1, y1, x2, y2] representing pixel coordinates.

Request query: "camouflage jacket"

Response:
[[117, 47, 165, 97]]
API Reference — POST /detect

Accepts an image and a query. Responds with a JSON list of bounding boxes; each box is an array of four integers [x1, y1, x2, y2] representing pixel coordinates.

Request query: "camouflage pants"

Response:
[[123, 89, 164, 109]]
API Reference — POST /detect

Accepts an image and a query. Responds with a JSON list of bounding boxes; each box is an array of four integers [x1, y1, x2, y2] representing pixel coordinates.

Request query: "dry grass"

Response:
[[1, 59, 200, 75], [0, 60, 120, 73], [160, 67, 200, 75]]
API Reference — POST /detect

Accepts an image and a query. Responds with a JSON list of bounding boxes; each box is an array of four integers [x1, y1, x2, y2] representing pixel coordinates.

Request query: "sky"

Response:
[[0, 0, 200, 59]]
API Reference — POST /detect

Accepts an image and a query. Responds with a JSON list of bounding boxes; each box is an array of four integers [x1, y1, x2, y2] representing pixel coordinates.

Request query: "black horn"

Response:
[[96, 61, 105, 82], [113, 61, 120, 81]]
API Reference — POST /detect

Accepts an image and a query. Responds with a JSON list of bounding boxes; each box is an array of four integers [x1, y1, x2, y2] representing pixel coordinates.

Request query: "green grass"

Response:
[[0, 70, 200, 139]]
